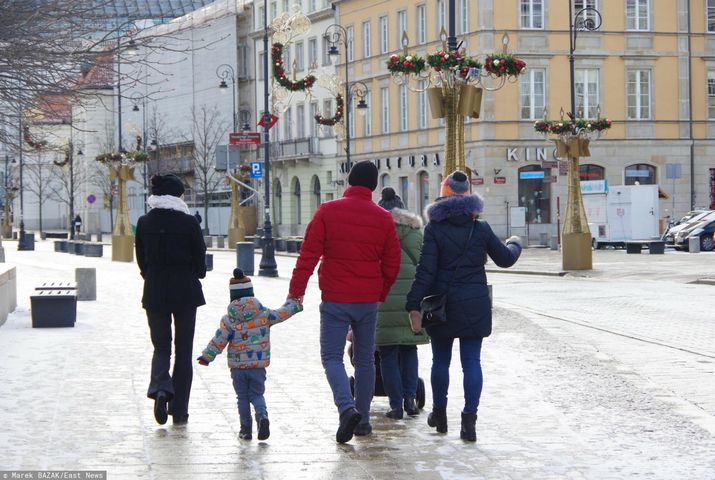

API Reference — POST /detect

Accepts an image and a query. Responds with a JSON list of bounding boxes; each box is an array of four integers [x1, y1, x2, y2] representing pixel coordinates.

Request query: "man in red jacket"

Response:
[[289, 161, 401, 443]]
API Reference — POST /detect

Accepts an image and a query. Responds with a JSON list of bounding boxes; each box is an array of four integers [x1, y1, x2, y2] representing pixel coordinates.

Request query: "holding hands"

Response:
[[286, 294, 304, 307]]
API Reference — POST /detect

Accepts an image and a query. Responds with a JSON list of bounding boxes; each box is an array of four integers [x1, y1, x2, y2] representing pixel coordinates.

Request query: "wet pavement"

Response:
[[1, 240, 714, 479]]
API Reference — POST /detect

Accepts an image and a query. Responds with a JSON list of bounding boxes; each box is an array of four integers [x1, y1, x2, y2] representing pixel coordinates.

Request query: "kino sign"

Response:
[[505, 147, 561, 162]]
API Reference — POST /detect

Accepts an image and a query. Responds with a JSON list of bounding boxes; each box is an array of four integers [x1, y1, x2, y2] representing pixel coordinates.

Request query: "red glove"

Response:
[[197, 356, 209, 366]]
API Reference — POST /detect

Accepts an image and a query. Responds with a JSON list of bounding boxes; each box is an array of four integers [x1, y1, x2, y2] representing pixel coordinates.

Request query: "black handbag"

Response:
[[420, 221, 476, 328]]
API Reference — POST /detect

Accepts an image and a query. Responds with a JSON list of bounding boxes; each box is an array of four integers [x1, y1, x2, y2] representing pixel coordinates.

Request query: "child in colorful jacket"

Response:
[[197, 268, 302, 440]]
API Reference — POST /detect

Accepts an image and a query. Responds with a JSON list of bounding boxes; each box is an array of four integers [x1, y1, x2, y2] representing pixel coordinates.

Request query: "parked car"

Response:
[[674, 216, 715, 251], [663, 210, 712, 245]]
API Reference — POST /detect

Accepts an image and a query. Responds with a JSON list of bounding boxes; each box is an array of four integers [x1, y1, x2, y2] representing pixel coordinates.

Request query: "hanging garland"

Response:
[[272, 42, 316, 91], [23, 125, 47, 150], [314, 94, 344, 126]]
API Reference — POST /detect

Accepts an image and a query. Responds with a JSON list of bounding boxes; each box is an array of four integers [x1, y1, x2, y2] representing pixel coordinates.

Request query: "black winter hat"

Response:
[[378, 187, 405, 211], [151, 174, 185, 197], [347, 161, 378, 191]]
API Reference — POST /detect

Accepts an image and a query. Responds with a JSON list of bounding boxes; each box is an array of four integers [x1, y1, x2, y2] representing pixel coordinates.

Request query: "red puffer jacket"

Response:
[[289, 186, 402, 303]]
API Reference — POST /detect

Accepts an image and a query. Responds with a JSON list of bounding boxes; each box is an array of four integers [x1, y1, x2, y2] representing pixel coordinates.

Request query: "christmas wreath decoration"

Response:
[[314, 93, 344, 126], [126, 151, 148, 162], [95, 152, 124, 164], [533, 118, 612, 135], [23, 125, 48, 150], [426, 50, 482, 78], [386, 54, 427, 75], [272, 43, 316, 91], [484, 54, 527, 77]]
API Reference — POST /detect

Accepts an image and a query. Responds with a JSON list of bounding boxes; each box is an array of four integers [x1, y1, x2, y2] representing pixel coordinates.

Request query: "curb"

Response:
[[486, 268, 568, 277]]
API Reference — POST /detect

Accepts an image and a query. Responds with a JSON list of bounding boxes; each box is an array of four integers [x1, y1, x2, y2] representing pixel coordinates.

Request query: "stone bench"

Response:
[[625, 240, 665, 254], [83, 243, 103, 257], [30, 289, 77, 328], [54, 240, 69, 253], [36, 281, 77, 291]]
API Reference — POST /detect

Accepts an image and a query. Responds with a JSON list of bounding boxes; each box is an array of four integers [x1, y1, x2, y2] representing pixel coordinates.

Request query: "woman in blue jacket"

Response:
[[406, 170, 522, 442]]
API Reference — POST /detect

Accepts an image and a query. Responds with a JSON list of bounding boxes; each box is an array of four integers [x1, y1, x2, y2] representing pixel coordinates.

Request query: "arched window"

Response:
[[579, 164, 605, 181], [380, 173, 391, 189], [436, 173, 443, 197], [518, 165, 551, 224], [273, 179, 282, 225], [310, 175, 321, 214], [418, 171, 430, 213], [291, 177, 301, 225], [625, 163, 656, 185]]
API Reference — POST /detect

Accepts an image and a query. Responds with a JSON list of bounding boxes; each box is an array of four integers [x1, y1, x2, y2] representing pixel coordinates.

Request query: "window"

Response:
[[379, 16, 389, 54], [458, 0, 468, 34], [308, 0, 316, 12], [520, 68, 546, 120], [399, 85, 408, 131], [708, 71, 715, 119], [292, 177, 301, 225], [308, 38, 317, 68], [322, 99, 332, 137], [270, 1, 277, 21], [575, 1, 599, 29], [627, 69, 651, 119], [579, 164, 605, 181], [436, 0, 445, 37], [346, 26, 354, 63], [296, 104, 305, 138], [257, 6, 264, 28], [310, 101, 318, 137], [709, 0, 715, 32], [362, 21, 371, 58], [625, 164, 656, 185], [518, 165, 551, 224], [417, 80, 427, 129], [626, 0, 649, 31], [400, 176, 409, 209], [258, 52, 266, 80], [419, 171, 430, 212], [238, 45, 250, 78], [322, 37, 331, 66], [283, 107, 293, 140], [281, 0, 288, 12], [416, 5, 426, 44], [575, 69, 599, 118], [380, 87, 390, 134], [295, 41, 304, 72], [311, 175, 321, 212], [380, 173, 391, 189], [520, 0, 543, 29], [239, 110, 251, 128], [273, 180, 282, 224], [283, 45, 292, 74], [397, 10, 407, 47], [363, 91, 372, 136]]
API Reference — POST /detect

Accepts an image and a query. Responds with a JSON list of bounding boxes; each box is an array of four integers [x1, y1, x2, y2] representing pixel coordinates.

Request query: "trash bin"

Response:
[[275, 238, 287, 252], [689, 236, 701, 253], [205, 253, 214, 271], [539, 232, 548, 246], [550, 236, 559, 251], [18, 232, 35, 251]]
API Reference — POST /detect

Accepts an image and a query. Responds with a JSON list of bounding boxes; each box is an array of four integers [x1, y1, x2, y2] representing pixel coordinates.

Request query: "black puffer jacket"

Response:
[[405, 194, 521, 339], [135, 208, 207, 312]]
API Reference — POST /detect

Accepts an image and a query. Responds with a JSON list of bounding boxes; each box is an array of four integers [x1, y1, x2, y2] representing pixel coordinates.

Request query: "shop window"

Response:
[[273, 179, 282, 224], [518, 165, 551, 224], [292, 177, 301, 225], [310, 175, 321, 214], [400, 176, 409, 209], [418, 171, 429, 213], [624, 163, 656, 185], [380, 173, 391, 189], [579, 164, 605, 181]]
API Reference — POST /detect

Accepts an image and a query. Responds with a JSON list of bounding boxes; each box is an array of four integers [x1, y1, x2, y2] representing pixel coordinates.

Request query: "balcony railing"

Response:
[[271, 137, 321, 159]]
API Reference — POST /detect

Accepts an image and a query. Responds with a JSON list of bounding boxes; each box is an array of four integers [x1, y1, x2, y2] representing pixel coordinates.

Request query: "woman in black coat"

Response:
[[136, 174, 206, 425], [406, 171, 522, 442]]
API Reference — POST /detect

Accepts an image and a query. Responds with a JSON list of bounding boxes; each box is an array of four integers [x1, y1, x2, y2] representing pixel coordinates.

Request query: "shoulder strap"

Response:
[[445, 220, 476, 291]]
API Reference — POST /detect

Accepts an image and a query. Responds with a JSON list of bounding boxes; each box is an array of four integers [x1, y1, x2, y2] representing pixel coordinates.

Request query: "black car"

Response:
[[674, 218, 715, 251]]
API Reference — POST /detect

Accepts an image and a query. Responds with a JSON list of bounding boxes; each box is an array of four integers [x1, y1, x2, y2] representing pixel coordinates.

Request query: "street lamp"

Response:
[[324, 24, 369, 168], [216, 64, 237, 133], [131, 93, 149, 213]]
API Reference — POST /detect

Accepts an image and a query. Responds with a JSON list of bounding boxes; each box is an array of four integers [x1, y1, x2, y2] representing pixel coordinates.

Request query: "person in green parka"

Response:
[[376, 187, 429, 420]]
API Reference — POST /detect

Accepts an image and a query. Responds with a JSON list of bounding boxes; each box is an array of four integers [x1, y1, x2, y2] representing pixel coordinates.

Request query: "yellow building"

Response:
[[331, 0, 715, 241]]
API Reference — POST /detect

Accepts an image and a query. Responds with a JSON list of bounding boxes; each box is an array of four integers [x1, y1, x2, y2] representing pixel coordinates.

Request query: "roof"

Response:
[[90, 1, 215, 21], [77, 54, 115, 90], [31, 95, 72, 125]]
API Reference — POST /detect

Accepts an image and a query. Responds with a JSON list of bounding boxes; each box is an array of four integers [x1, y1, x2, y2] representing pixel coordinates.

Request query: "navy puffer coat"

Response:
[[405, 194, 521, 339]]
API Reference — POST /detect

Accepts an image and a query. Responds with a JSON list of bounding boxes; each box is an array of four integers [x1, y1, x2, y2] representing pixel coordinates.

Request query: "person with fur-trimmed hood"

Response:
[[375, 187, 429, 420], [405, 171, 522, 443]]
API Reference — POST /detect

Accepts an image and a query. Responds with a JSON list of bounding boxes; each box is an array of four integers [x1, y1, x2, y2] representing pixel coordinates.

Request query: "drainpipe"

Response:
[[687, 0, 695, 209]]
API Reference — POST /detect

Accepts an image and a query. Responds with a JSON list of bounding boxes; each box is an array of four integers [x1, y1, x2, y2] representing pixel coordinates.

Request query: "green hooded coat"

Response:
[[376, 208, 429, 346]]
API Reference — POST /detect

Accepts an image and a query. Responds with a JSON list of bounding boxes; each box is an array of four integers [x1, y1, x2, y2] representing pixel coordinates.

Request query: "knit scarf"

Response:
[[147, 195, 190, 214]]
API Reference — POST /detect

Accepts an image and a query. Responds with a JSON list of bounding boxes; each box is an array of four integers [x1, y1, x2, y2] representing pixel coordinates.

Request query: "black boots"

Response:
[[460, 412, 477, 442], [336, 407, 362, 443], [404, 398, 419, 416], [256, 414, 270, 441], [153, 391, 168, 425], [427, 407, 448, 433]]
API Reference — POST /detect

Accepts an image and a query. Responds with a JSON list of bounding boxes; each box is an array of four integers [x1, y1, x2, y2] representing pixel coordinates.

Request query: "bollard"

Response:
[[688, 236, 700, 253], [236, 242, 255, 276], [286, 239, 298, 253], [97, 232, 103, 243], [75, 267, 97, 301], [217, 236, 225, 249], [539, 232, 548, 246], [205, 253, 214, 271], [275, 238, 287, 252], [550, 235, 559, 251], [204, 236, 213, 248]]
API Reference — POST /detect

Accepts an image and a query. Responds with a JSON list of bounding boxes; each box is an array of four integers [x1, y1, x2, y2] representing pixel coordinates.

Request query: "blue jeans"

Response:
[[231, 368, 267, 430], [320, 301, 378, 425], [378, 345, 418, 410], [430, 334, 483, 414]]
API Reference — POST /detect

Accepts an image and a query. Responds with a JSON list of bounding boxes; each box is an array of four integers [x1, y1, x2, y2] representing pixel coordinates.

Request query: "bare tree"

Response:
[[187, 105, 228, 234], [22, 148, 57, 233]]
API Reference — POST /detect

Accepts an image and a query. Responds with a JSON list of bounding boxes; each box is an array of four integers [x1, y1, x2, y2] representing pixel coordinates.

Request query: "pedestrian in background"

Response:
[[288, 161, 401, 443], [194, 210, 202, 226], [405, 170, 522, 442], [135, 174, 207, 426], [73, 214, 82, 236], [375, 187, 429, 420], [197, 268, 302, 441]]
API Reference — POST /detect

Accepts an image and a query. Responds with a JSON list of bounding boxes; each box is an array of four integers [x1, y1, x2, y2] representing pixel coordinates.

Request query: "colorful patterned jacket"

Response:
[[200, 298, 302, 369]]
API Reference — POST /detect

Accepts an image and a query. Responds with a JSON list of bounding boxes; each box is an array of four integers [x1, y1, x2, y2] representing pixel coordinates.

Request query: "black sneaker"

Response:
[[404, 398, 419, 416], [172, 414, 188, 426], [353, 423, 372, 436], [385, 408, 403, 419], [256, 415, 270, 441], [153, 391, 168, 425], [335, 407, 362, 444], [238, 430, 252, 440]]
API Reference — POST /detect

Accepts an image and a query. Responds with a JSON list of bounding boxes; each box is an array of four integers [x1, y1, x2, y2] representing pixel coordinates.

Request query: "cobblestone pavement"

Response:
[[0, 241, 714, 479]]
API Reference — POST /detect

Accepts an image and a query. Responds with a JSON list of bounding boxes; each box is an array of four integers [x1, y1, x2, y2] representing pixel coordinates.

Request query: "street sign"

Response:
[[250, 162, 263, 179], [494, 177, 506, 184], [541, 160, 558, 168], [559, 161, 568, 176], [543, 175, 558, 183], [229, 132, 261, 145], [87, 194, 96, 204], [519, 171, 545, 180], [215, 144, 240, 171], [257, 114, 279, 130], [470, 177, 484, 186]]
